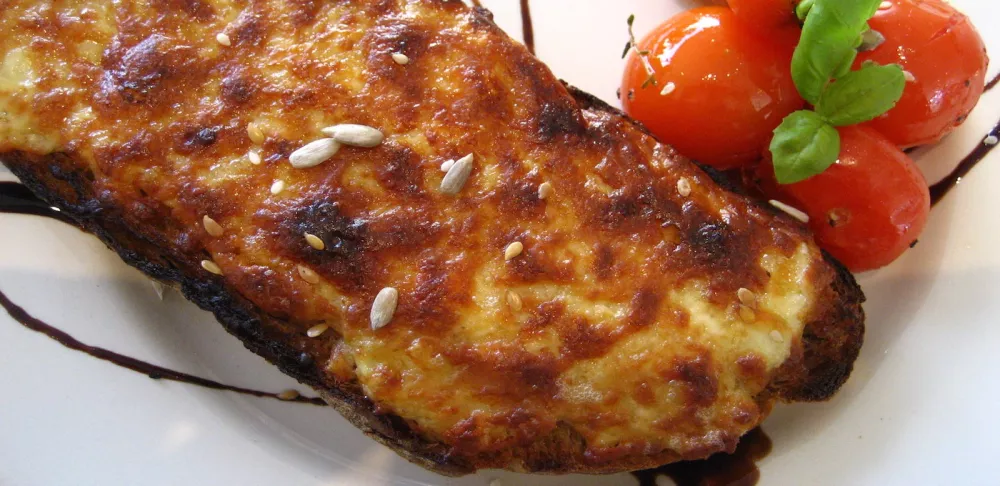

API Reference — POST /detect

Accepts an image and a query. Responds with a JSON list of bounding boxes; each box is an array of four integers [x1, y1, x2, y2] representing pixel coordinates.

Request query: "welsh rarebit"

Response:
[[0, 0, 864, 475]]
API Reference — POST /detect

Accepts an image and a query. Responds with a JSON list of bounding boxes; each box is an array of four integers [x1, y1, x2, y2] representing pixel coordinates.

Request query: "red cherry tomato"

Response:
[[621, 7, 804, 169], [856, 0, 988, 148], [728, 0, 798, 30], [750, 126, 930, 272]]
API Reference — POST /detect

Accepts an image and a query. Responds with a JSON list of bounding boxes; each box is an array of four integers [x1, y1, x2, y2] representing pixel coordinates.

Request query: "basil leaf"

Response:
[[815, 64, 906, 126], [770, 111, 841, 184], [792, 0, 883, 104]]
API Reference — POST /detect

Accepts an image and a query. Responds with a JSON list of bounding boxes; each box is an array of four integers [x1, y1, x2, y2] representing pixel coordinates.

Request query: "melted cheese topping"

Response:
[[0, 0, 839, 465]]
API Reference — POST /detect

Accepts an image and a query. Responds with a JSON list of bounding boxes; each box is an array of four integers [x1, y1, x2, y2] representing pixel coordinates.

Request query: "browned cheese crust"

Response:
[[0, 0, 864, 475]]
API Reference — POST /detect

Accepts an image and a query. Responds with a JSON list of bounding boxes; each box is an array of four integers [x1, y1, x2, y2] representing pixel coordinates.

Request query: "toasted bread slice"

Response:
[[0, 0, 863, 475]]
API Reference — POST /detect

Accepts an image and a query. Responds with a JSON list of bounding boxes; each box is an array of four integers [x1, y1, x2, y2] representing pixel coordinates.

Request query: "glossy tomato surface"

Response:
[[621, 7, 803, 169], [751, 126, 930, 272], [857, 0, 988, 148], [728, 0, 798, 30]]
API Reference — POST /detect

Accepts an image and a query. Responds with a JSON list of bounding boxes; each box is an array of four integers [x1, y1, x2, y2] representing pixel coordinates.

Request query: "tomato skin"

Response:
[[728, 0, 798, 30], [621, 7, 804, 170], [856, 0, 988, 148], [750, 126, 930, 272]]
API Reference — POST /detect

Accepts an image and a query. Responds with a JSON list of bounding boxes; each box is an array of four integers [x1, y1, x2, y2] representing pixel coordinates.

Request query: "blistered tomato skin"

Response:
[[621, 7, 804, 170], [752, 126, 930, 272], [857, 0, 988, 148]]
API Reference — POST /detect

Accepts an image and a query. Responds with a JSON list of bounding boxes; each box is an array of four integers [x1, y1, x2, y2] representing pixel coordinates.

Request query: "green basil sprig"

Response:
[[792, 0, 883, 104], [770, 0, 906, 185], [815, 63, 906, 126]]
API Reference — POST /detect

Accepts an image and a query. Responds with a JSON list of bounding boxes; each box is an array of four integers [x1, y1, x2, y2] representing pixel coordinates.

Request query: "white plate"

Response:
[[2, 1, 998, 485]]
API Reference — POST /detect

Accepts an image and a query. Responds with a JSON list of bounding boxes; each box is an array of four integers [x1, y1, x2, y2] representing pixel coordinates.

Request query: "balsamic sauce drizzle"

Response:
[[986, 72, 1000, 92], [1, 6, 999, 484], [0, 285, 326, 406], [630, 428, 772, 486], [519, 0, 535, 55], [0, 181, 75, 225], [929, 118, 1000, 206]]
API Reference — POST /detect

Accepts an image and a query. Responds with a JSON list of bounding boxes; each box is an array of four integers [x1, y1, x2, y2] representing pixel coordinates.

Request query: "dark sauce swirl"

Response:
[[0, 284, 325, 406], [631, 428, 772, 486]]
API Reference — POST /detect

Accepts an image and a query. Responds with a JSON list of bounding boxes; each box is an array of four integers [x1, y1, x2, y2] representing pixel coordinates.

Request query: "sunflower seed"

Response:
[[371, 287, 399, 330], [538, 182, 553, 200], [201, 260, 223, 275], [304, 233, 325, 250], [504, 241, 524, 261], [307, 324, 329, 338], [320, 124, 384, 148], [659, 81, 676, 96], [202, 215, 224, 237], [391, 52, 410, 65], [277, 389, 300, 401], [440, 153, 474, 195], [297, 265, 320, 284], [289, 138, 341, 169]]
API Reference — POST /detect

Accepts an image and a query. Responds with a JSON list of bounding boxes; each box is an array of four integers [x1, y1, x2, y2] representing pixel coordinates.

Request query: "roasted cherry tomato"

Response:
[[728, 0, 798, 30], [856, 0, 988, 148], [750, 126, 930, 272], [621, 7, 803, 169]]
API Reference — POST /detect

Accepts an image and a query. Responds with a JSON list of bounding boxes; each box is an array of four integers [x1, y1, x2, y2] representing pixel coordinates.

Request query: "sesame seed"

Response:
[[737, 287, 756, 307], [538, 182, 553, 200], [770, 330, 785, 343], [297, 265, 320, 284], [247, 123, 265, 144], [391, 52, 410, 65], [247, 150, 262, 165], [440, 153, 475, 195], [202, 215, 224, 237], [201, 260, 223, 275], [504, 241, 524, 261], [270, 180, 286, 195], [768, 199, 810, 223], [216, 33, 231, 46], [289, 138, 341, 169], [370, 287, 399, 330], [985, 135, 998, 146], [151, 280, 165, 300], [903, 70, 916, 83], [659, 81, 676, 96], [304, 233, 325, 250], [320, 124, 384, 148], [306, 323, 329, 338], [440, 159, 455, 172], [739, 305, 756, 323], [878, 1, 892, 9], [277, 389, 300, 401], [677, 178, 692, 197], [505, 290, 523, 312]]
